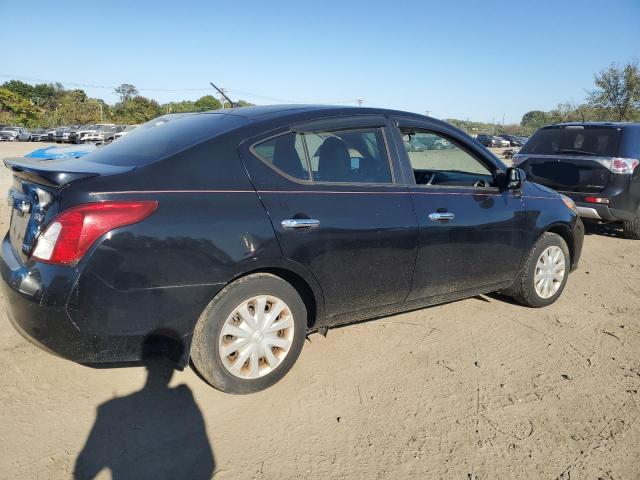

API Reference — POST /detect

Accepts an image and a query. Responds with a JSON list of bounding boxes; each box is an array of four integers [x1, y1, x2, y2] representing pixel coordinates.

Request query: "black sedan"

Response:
[[1, 105, 584, 393]]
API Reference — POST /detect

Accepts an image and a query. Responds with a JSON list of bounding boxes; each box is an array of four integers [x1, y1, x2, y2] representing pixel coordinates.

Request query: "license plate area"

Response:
[[9, 192, 33, 258]]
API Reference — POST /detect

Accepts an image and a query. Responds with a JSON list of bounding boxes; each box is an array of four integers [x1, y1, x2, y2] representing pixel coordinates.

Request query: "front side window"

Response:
[[252, 127, 392, 184], [402, 129, 495, 187]]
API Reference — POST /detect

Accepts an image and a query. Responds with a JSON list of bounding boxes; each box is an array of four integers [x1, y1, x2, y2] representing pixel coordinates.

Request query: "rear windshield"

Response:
[[81, 113, 247, 166], [521, 127, 621, 157]]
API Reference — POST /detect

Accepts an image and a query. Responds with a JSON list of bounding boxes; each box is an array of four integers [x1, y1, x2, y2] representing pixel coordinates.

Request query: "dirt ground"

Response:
[[0, 142, 639, 479]]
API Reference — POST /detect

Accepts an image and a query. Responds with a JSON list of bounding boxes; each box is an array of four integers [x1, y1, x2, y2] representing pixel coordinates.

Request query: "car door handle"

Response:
[[428, 212, 455, 222], [281, 218, 320, 229]]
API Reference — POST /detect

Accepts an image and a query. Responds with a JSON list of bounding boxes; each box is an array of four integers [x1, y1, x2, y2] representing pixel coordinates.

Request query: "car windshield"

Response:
[[521, 127, 622, 156], [2, 127, 18, 132]]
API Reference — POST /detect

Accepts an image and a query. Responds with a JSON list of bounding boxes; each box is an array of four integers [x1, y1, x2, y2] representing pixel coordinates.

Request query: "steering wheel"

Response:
[[426, 172, 437, 185], [473, 179, 489, 188]]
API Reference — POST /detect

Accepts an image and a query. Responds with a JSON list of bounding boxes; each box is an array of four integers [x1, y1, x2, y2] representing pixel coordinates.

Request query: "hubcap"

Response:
[[534, 246, 566, 299], [218, 295, 295, 379]]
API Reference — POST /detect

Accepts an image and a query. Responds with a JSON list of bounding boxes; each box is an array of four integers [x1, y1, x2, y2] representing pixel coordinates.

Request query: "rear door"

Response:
[[240, 115, 418, 321], [392, 117, 527, 300]]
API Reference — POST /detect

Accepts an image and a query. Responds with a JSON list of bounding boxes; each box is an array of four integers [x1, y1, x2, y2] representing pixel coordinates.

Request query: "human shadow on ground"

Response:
[[74, 333, 215, 480]]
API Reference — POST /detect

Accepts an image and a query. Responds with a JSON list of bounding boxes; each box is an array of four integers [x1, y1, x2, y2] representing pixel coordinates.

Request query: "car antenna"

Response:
[[209, 82, 236, 108]]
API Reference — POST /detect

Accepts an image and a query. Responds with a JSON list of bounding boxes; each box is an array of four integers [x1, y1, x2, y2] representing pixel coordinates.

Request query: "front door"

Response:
[[241, 117, 418, 321], [393, 121, 528, 300]]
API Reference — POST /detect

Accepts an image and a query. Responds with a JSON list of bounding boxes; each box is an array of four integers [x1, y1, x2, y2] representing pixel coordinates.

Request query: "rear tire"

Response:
[[623, 211, 640, 239], [506, 232, 570, 308], [191, 273, 307, 394]]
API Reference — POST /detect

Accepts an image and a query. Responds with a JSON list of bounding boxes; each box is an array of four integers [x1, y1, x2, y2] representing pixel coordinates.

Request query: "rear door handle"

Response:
[[281, 218, 320, 229], [428, 212, 455, 222]]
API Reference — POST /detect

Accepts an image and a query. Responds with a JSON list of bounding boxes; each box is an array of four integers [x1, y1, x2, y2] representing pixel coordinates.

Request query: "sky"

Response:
[[1, 0, 639, 124]]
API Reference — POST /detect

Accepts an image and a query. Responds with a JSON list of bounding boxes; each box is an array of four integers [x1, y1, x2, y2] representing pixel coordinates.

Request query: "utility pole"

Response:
[[425, 110, 431, 117], [356, 99, 364, 106]]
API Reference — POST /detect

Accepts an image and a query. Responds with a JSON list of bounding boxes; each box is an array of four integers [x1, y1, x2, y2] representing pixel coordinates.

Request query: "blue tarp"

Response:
[[25, 144, 97, 160]]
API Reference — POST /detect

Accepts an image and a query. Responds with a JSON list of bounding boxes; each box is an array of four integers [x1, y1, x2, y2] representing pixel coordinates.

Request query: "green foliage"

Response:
[[0, 87, 42, 126], [2, 80, 34, 98], [194, 95, 222, 111], [55, 90, 104, 126], [114, 83, 139, 103], [587, 61, 640, 121], [113, 96, 162, 124]]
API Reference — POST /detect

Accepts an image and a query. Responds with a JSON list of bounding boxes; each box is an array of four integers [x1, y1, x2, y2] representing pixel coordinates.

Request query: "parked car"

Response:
[[113, 124, 139, 140], [1, 106, 584, 393], [25, 143, 98, 159], [477, 134, 509, 148], [499, 134, 526, 147], [67, 124, 95, 143], [53, 127, 72, 143], [81, 124, 121, 143], [513, 122, 640, 239], [0, 126, 30, 141], [58, 125, 82, 143], [46, 128, 58, 142], [28, 128, 49, 142]]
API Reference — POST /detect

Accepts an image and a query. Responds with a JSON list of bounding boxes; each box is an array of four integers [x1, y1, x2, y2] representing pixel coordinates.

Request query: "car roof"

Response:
[[195, 104, 431, 122], [543, 121, 640, 129]]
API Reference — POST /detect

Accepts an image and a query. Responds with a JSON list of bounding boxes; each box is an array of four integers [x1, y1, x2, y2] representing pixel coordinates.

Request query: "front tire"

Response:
[[507, 232, 570, 308], [191, 273, 307, 394]]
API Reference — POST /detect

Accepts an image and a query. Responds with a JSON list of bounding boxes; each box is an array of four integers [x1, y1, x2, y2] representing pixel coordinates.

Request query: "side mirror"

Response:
[[506, 167, 526, 191]]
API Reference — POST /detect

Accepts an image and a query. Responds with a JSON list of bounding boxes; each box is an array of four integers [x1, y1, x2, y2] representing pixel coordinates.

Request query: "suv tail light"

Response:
[[584, 196, 609, 204], [31, 201, 158, 265], [598, 157, 639, 174]]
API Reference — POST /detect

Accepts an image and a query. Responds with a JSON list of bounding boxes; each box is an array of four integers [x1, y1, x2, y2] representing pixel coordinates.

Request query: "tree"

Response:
[[0, 87, 42, 125], [113, 95, 161, 124], [114, 83, 139, 103], [56, 90, 102, 125], [588, 61, 640, 121], [521, 110, 549, 130], [1, 80, 34, 99], [194, 95, 222, 111]]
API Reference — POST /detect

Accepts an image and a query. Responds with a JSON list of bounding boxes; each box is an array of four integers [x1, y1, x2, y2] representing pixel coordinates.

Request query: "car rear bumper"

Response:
[[1, 233, 217, 366], [574, 201, 636, 222]]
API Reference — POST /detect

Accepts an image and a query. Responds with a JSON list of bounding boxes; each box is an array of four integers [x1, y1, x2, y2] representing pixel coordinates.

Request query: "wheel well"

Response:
[[233, 267, 318, 329], [547, 224, 574, 265]]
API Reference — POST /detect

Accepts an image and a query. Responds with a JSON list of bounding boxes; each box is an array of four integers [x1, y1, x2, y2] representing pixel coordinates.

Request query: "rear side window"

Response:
[[252, 132, 310, 180], [521, 127, 621, 156], [82, 113, 248, 166], [252, 127, 392, 184]]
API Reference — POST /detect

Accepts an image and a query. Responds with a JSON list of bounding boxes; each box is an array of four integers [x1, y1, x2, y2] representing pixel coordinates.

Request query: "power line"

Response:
[[0, 73, 363, 105]]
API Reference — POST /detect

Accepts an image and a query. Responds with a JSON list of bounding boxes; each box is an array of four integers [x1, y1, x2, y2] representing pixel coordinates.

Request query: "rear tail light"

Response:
[[584, 196, 609, 204], [31, 201, 158, 265], [604, 158, 639, 174]]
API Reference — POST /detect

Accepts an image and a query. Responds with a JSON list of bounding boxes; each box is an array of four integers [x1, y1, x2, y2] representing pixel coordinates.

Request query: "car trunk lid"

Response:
[[4, 156, 133, 261]]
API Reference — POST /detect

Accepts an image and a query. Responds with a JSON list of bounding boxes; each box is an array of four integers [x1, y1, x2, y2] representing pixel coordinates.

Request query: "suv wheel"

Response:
[[623, 210, 640, 239], [506, 232, 570, 308], [191, 273, 307, 394]]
